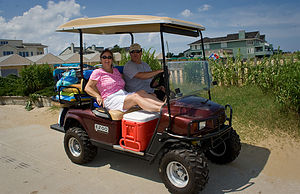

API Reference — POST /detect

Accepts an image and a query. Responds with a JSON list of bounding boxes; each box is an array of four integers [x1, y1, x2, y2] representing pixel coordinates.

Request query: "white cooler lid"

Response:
[[123, 110, 160, 122]]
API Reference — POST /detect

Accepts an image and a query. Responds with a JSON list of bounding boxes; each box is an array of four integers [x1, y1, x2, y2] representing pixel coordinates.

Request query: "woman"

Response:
[[85, 49, 164, 112]]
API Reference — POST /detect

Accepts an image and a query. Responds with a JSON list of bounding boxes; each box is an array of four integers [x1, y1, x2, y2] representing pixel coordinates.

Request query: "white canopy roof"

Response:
[[56, 15, 205, 37]]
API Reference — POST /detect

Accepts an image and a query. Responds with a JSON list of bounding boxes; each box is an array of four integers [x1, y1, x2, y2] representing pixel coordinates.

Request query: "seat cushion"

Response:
[[109, 106, 141, 120]]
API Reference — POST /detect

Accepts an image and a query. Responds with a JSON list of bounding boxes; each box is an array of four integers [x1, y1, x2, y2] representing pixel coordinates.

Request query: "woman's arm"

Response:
[[84, 79, 104, 106]]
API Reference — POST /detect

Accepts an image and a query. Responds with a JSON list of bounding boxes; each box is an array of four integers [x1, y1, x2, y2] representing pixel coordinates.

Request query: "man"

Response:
[[123, 43, 164, 96]]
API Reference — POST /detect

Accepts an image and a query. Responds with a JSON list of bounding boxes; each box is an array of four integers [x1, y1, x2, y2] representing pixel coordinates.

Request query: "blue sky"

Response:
[[1, 0, 299, 55]]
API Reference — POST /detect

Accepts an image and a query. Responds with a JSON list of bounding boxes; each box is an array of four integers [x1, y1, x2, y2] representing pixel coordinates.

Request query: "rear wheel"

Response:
[[159, 149, 208, 194], [205, 129, 241, 164], [64, 127, 97, 164]]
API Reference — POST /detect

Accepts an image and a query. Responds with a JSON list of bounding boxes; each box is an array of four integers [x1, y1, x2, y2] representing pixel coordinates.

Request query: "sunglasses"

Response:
[[130, 50, 142, 54], [101, 56, 113, 59]]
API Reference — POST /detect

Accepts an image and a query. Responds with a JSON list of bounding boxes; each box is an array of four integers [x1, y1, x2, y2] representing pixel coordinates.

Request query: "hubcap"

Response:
[[166, 161, 189, 188], [69, 137, 81, 157], [210, 141, 226, 157]]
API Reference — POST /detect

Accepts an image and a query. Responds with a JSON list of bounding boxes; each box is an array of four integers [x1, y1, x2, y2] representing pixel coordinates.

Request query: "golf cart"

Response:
[[50, 15, 241, 194]]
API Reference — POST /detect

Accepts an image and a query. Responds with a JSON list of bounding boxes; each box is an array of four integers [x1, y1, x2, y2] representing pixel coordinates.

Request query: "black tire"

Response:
[[64, 127, 97, 164], [159, 149, 209, 194], [205, 129, 241, 164]]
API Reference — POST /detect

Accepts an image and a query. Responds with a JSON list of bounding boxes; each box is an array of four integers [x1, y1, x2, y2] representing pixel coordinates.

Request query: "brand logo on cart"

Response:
[[95, 124, 109, 133]]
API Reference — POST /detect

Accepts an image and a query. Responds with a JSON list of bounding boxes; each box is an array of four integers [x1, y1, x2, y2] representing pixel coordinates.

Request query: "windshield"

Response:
[[167, 60, 212, 97]]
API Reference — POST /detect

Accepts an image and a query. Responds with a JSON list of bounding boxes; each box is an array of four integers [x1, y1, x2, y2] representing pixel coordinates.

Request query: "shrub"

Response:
[[0, 74, 24, 96], [141, 48, 162, 71], [119, 48, 162, 70], [20, 64, 54, 96]]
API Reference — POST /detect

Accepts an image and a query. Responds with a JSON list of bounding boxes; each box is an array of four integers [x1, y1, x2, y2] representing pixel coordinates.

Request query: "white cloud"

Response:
[[180, 9, 193, 17], [147, 33, 159, 43], [118, 34, 128, 46], [0, 0, 81, 55], [198, 4, 211, 12]]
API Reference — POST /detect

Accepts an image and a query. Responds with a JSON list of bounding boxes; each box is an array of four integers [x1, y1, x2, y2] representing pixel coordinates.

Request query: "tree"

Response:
[[111, 44, 122, 53], [178, 52, 184, 57], [166, 52, 174, 58]]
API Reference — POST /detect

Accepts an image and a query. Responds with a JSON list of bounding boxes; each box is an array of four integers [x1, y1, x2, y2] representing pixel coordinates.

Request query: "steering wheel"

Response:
[[150, 72, 165, 88]]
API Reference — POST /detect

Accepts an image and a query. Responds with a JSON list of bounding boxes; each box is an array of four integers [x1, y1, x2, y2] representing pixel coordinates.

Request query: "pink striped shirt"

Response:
[[89, 68, 125, 100]]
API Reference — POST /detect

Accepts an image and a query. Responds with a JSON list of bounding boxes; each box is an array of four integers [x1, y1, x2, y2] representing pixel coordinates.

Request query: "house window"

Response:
[[246, 40, 254, 45], [221, 42, 227, 48], [31, 52, 34, 56], [204, 44, 210, 49], [19, 52, 29, 57], [0, 41, 8, 45], [195, 45, 198, 50], [247, 48, 254, 54], [3, 51, 13, 56], [255, 47, 263, 52], [0, 69, 18, 77]]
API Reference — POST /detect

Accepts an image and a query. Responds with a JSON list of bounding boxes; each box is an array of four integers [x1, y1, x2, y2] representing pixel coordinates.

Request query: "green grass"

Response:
[[210, 85, 300, 143]]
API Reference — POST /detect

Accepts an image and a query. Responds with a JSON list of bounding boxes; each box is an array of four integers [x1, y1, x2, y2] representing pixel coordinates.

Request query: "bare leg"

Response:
[[135, 90, 165, 106], [123, 90, 164, 112]]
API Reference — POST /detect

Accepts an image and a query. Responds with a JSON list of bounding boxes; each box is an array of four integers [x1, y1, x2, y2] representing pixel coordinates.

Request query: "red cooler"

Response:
[[120, 110, 160, 152]]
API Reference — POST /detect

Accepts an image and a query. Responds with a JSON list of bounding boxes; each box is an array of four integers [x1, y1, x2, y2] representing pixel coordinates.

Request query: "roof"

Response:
[[57, 53, 89, 63], [190, 31, 266, 45], [0, 54, 32, 66], [59, 45, 104, 55], [84, 53, 101, 62], [26, 53, 64, 64], [56, 15, 205, 37], [23, 43, 48, 48]]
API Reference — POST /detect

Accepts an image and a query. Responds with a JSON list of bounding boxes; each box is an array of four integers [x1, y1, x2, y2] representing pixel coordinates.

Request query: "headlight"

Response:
[[199, 121, 206, 130]]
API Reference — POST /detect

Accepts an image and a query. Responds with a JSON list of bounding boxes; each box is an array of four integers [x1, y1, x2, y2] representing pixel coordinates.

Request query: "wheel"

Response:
[[205, 129, 241, 164], [159, 149, 209, 194], [64, 127, 97, 164]]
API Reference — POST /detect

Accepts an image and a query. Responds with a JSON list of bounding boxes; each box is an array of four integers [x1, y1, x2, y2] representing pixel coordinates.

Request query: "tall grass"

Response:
[[210, 52, 300, 112], [211, 85, 300, 143]]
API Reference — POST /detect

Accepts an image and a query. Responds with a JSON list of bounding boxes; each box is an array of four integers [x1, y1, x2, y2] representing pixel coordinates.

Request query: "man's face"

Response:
[[130, 50, 142, 64]]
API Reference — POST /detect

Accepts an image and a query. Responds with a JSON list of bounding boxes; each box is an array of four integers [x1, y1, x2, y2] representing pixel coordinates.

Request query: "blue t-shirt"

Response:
[[123, 60, 154, 93]]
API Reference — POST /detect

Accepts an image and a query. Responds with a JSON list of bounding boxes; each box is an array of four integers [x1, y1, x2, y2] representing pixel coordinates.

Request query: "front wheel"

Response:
[[64, 127, 97, 164], [159, 149, 208, 194], [205, 129, 241, 164]]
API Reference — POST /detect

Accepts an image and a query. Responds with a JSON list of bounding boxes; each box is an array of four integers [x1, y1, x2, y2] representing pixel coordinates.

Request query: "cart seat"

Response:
[[93, 106, 141, 120]]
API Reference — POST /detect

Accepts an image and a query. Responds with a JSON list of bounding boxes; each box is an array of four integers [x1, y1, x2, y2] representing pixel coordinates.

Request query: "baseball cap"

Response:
[[129, 43, 141, 52]]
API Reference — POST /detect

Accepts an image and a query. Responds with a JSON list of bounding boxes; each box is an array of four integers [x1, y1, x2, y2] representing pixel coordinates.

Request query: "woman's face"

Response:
[[101, 51, 113, 69]]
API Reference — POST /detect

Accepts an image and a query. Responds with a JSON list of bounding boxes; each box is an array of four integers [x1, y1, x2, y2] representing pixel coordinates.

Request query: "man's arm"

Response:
[[134, 69, 163, 80]]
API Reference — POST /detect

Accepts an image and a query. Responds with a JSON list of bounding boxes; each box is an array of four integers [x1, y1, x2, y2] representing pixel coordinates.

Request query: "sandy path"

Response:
[[1, 105, 300, 193], [257, 135, 300, 181]]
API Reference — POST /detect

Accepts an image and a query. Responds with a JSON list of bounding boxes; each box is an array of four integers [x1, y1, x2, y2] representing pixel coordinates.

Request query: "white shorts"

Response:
[[104, 89, 132, 112]]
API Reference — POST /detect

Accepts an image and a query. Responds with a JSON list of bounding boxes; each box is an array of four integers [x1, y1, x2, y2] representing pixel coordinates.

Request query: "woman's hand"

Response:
[[96, 95, 104, 107], [85, 79, 104, 107]]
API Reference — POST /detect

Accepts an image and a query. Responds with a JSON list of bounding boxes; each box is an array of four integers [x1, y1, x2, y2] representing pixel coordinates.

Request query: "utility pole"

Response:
[[166, 41, 170, 58], [166, 41, 170, 54]]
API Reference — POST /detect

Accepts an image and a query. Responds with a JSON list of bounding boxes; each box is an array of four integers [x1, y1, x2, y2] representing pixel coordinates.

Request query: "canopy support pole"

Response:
[[160, 28, 172, 130], [79, 29, 84, 79], [199, 30, 211, 100]]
